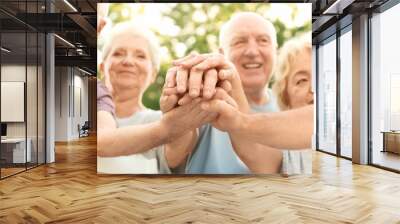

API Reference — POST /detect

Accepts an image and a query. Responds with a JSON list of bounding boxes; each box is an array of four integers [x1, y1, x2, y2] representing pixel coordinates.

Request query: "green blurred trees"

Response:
[[103, 3, 311, 110]]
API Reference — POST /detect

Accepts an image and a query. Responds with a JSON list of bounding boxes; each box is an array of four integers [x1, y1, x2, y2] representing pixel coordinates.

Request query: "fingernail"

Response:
[[167, 81, 174, 88]]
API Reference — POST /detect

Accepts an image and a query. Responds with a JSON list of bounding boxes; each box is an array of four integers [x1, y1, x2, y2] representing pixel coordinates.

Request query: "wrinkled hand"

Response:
[[200, 88, 243, 132], [172, 53, 250, 113], [160, 67, 180, 113], [160, 63, 232, 111], [165, 52, 236, 101], [160, 97, 217, 142], [160, 52, 244, 134]]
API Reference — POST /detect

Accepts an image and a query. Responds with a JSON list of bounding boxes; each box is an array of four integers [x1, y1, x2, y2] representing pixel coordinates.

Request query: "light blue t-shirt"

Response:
[[186, 89, 279, 174]]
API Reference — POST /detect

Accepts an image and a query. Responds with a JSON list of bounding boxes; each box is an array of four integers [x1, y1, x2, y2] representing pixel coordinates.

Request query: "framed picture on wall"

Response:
[[96, 2, 313, 175]]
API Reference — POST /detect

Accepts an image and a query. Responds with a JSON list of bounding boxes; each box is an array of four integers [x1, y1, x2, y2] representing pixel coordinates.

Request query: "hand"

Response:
[[166, 53, 237, 99], [97, 4, 109, 35], [172, 52, 249, 113], [200, 88, 244, 132], [97, 17, 108, 35], [163, 66, 232, 108], [179, 81, 230, 105], [161, 98, 217, 142], [160, 67, 180, 113]]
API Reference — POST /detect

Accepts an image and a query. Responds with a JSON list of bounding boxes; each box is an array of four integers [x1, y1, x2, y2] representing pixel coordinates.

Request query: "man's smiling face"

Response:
[[224, 14, 277, 94]]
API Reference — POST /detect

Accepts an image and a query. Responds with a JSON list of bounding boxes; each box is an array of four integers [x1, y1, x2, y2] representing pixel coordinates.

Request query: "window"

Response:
[[390, 74, 400, 130], [339, 28, 352, 158], [317, 35, 337, 154], [371, 2, 400, 171]]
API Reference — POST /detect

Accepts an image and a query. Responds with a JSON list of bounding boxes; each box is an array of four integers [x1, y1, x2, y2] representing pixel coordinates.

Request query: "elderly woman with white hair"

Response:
[[273, 33, 313, 110], [272, 33, 313, 175], [97, 21, 217, 174]]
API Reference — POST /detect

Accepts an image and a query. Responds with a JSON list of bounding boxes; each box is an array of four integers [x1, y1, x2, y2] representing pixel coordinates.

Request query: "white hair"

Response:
[[273, 32, 312, 110], [101, 21, 161, 74], [219, 12, 277, 54]]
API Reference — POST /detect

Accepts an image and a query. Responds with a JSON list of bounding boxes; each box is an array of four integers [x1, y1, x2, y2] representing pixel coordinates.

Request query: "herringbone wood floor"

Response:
[[0, 135, 399, 224]]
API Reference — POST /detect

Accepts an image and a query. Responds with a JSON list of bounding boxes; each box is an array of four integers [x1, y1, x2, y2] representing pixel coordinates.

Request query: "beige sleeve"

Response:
[[156, 145, 192, 174], [280, 149, 312, 176], [156, 146, 172, 174]]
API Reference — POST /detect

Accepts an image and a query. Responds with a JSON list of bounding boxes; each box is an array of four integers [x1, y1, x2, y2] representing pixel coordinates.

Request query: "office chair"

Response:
[[79, 121, 90, 138]]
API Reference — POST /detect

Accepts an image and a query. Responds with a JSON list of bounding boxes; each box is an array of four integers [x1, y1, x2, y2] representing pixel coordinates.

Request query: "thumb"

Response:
[[201, 99, 233, 117], [160, 94, 178, 113]]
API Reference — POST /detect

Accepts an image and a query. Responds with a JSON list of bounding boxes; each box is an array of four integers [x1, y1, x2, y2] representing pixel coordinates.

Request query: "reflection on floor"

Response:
[[373, 150, 400, 170], [0, 162, 42, 178], [0, 167, 25, 177]]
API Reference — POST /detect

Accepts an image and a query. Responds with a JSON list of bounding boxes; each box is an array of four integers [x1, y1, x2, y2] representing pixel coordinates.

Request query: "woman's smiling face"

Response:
[[286, 48, 313, 109], [103, 34, 154, 96]]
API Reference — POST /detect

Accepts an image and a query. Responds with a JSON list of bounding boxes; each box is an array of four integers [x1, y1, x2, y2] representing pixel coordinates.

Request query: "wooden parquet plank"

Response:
[[0, 135, 400, 223]]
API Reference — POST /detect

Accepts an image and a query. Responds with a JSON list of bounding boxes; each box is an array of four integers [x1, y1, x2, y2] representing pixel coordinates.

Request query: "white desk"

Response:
[[1, 138, 31, 163]]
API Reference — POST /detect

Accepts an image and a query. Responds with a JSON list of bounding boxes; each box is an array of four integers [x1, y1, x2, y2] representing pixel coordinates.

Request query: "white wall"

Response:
[[54, 67, 89, 141], [55, 66, 70, 141]]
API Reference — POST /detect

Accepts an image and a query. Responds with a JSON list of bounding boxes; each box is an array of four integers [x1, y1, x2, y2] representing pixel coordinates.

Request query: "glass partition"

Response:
[[0, 0, 46, 179], [1, 30, 28, 177]]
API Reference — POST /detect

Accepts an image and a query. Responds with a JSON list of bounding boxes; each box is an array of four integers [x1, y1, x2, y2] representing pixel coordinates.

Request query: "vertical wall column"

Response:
[[352, 14, 369, 164], [45, 0, 55, 163], [54, 67, 71, 141], [46, 33, 55, 163]]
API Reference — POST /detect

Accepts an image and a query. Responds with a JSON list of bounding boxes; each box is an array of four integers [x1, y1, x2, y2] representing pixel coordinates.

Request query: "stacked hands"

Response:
[[159, 53, 244, 139]]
